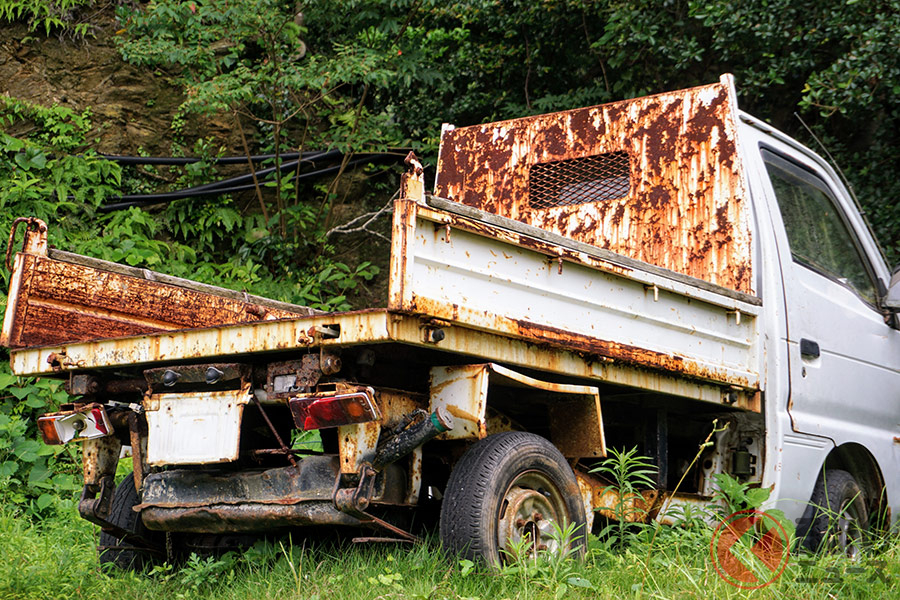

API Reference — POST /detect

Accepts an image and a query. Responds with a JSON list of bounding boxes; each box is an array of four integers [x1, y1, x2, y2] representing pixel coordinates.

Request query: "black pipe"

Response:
[[372, 407, 453, 470], [100, 150, 317, 165], [99, 150, 389, 203], [99, 148, 411, 166], [146, 150, 340, 197], [97, 156, 388, 211]]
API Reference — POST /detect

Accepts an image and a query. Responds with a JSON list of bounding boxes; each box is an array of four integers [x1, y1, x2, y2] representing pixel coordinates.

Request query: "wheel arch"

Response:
[[823, 442, 889, 528], [428, 362, 606, 457]]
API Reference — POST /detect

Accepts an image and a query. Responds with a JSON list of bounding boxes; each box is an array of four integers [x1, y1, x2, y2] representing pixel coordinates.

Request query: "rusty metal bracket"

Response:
[[5, 217, 47, 272], [79, 478, 162, 554], [266, 355, 322, 398], [334, 464, 377, 513], [127, 412, 148, 492], [404, 151, 423, 175], [251, 394, 298, 468], [78, 475, 115, 523], [319, 346, 342, 375], [333, 464, 419, 542]]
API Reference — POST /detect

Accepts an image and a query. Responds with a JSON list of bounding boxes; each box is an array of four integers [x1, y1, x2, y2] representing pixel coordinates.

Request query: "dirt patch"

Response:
[[0, 13, 238, 155]]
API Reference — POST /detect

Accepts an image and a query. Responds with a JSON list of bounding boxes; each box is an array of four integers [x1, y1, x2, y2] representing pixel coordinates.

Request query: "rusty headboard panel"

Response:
[[434, 75, 753, 295]]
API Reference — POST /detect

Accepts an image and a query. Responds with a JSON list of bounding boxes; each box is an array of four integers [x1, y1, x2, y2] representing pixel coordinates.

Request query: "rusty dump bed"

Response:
[[3, 76, 761, 409], [1, 220, 316, 350]]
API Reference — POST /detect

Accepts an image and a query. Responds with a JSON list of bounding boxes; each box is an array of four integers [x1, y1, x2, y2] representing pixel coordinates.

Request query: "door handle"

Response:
[[800, 338, 820, 358]]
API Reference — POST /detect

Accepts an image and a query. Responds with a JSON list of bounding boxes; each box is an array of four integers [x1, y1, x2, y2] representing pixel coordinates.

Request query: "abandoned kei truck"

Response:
[[3, 75, 899, 566]]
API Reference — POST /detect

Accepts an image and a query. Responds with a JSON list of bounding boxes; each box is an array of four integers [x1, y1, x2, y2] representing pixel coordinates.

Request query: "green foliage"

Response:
[[590, 446, 657, 551], [0, 364, 80, 516], [712, 471, 797, 543], [0, 96, 122, 296], [499, 520, 590, 598], [178, 552, 238, 590], [711, 472, 774, 516], [111, 0, 391, 306], [0, 0, 95, 37]]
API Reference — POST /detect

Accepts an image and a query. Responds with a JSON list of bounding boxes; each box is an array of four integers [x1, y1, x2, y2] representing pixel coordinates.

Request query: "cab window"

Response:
[[762, 150, 876, 304]]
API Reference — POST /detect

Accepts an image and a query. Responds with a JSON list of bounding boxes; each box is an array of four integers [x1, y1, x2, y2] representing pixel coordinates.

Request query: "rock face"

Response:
[[0, 14, 237, 155]]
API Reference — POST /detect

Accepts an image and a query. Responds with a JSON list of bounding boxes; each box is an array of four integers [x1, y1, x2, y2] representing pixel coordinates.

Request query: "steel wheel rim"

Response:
[[836, 498, 863, 560], [497, 470, 569, 559]]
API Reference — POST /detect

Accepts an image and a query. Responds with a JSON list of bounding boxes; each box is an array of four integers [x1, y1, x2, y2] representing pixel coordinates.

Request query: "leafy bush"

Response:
[[0, 0, 95, 37], [711, 471, 797, 542], [0, 365, 80, 516]]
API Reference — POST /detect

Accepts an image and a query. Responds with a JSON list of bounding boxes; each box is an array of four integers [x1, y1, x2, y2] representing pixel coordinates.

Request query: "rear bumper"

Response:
[[137, 456, 406, 533]]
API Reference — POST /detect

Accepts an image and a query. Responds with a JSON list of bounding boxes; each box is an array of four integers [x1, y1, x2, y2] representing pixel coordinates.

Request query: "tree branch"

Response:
[[325, 195, 396, 244]]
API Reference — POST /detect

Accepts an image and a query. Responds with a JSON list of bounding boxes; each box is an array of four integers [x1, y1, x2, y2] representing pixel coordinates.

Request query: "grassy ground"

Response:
[[1, 496, 897, 600]]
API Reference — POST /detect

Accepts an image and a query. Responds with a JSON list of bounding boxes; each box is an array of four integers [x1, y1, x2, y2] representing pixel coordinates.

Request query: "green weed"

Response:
[[0, 500, 897, 600], [589, 446, 657, 551]]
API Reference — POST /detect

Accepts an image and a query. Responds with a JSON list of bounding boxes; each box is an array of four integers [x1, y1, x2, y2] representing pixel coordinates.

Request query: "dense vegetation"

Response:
[[1, 1, 899, 596], [3, 1, 899, 310]]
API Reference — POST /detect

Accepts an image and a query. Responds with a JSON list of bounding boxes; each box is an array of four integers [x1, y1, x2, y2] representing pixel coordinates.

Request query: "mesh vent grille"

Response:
[[529, 152, 631, 209]]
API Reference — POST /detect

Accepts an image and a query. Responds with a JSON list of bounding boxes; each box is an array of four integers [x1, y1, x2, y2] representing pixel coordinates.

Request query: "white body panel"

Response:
[[409, 216, 759, 386], [145, 387, 251, 466]]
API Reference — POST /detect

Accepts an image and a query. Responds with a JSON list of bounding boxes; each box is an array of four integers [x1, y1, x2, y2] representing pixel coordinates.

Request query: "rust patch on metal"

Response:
[[376, 388, 427, 429], [414, 202, 636, 280], [3, 252, 311, 349], [548, 398, 605, 458], [82, 435, 122, 487], [511, 317, 751, 389], [141, 503, 362, 533], [436, 78, 752, 294], [578, 469, 659, 522]]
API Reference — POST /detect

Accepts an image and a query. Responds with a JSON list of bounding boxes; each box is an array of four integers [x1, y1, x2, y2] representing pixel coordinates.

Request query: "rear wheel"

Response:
[[803, 469, 868, 558], [439, 431, 586, 566], [98, 473, 161, 570]]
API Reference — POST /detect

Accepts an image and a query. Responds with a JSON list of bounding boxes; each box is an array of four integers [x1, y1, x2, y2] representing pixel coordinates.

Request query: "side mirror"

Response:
[[883, 266, 900, 310]]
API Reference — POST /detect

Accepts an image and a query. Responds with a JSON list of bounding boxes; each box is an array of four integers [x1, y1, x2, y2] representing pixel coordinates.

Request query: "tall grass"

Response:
[[1, 497, 896, 600]]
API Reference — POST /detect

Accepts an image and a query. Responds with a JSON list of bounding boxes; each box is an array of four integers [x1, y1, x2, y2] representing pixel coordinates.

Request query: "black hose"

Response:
[[99, 150, 316, 165], [99, 148, 410, 166], [151, 150, 341, 197], [98, 156, 386, 212]]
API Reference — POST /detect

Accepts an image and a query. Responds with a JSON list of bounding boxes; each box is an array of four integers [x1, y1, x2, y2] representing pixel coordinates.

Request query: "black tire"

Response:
[[439, 431, 587, 566], [98, 473, 159, 570], [802, 469, 868, 558]]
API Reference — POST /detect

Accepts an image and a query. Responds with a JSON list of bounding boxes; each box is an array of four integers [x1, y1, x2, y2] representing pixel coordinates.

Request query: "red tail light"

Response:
[[289, 392, 379, 431], [37, 405, 113, 445]]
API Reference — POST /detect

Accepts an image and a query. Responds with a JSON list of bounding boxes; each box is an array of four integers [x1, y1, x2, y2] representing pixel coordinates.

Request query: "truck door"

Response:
[[759, 147, 900, 451]]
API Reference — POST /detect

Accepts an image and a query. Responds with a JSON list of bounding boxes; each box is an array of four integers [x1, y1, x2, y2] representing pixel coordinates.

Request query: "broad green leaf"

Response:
[[24, 396, 48, 409], [567, 576, 594, 589], [36, 493, 54, 510], [9, 386, 38, 400], [0, 461, 18, 477]]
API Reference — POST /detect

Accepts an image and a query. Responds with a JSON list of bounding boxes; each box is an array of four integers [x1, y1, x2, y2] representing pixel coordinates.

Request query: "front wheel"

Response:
[[803, 469, 868, 558], [439, 431, 587, 566]]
